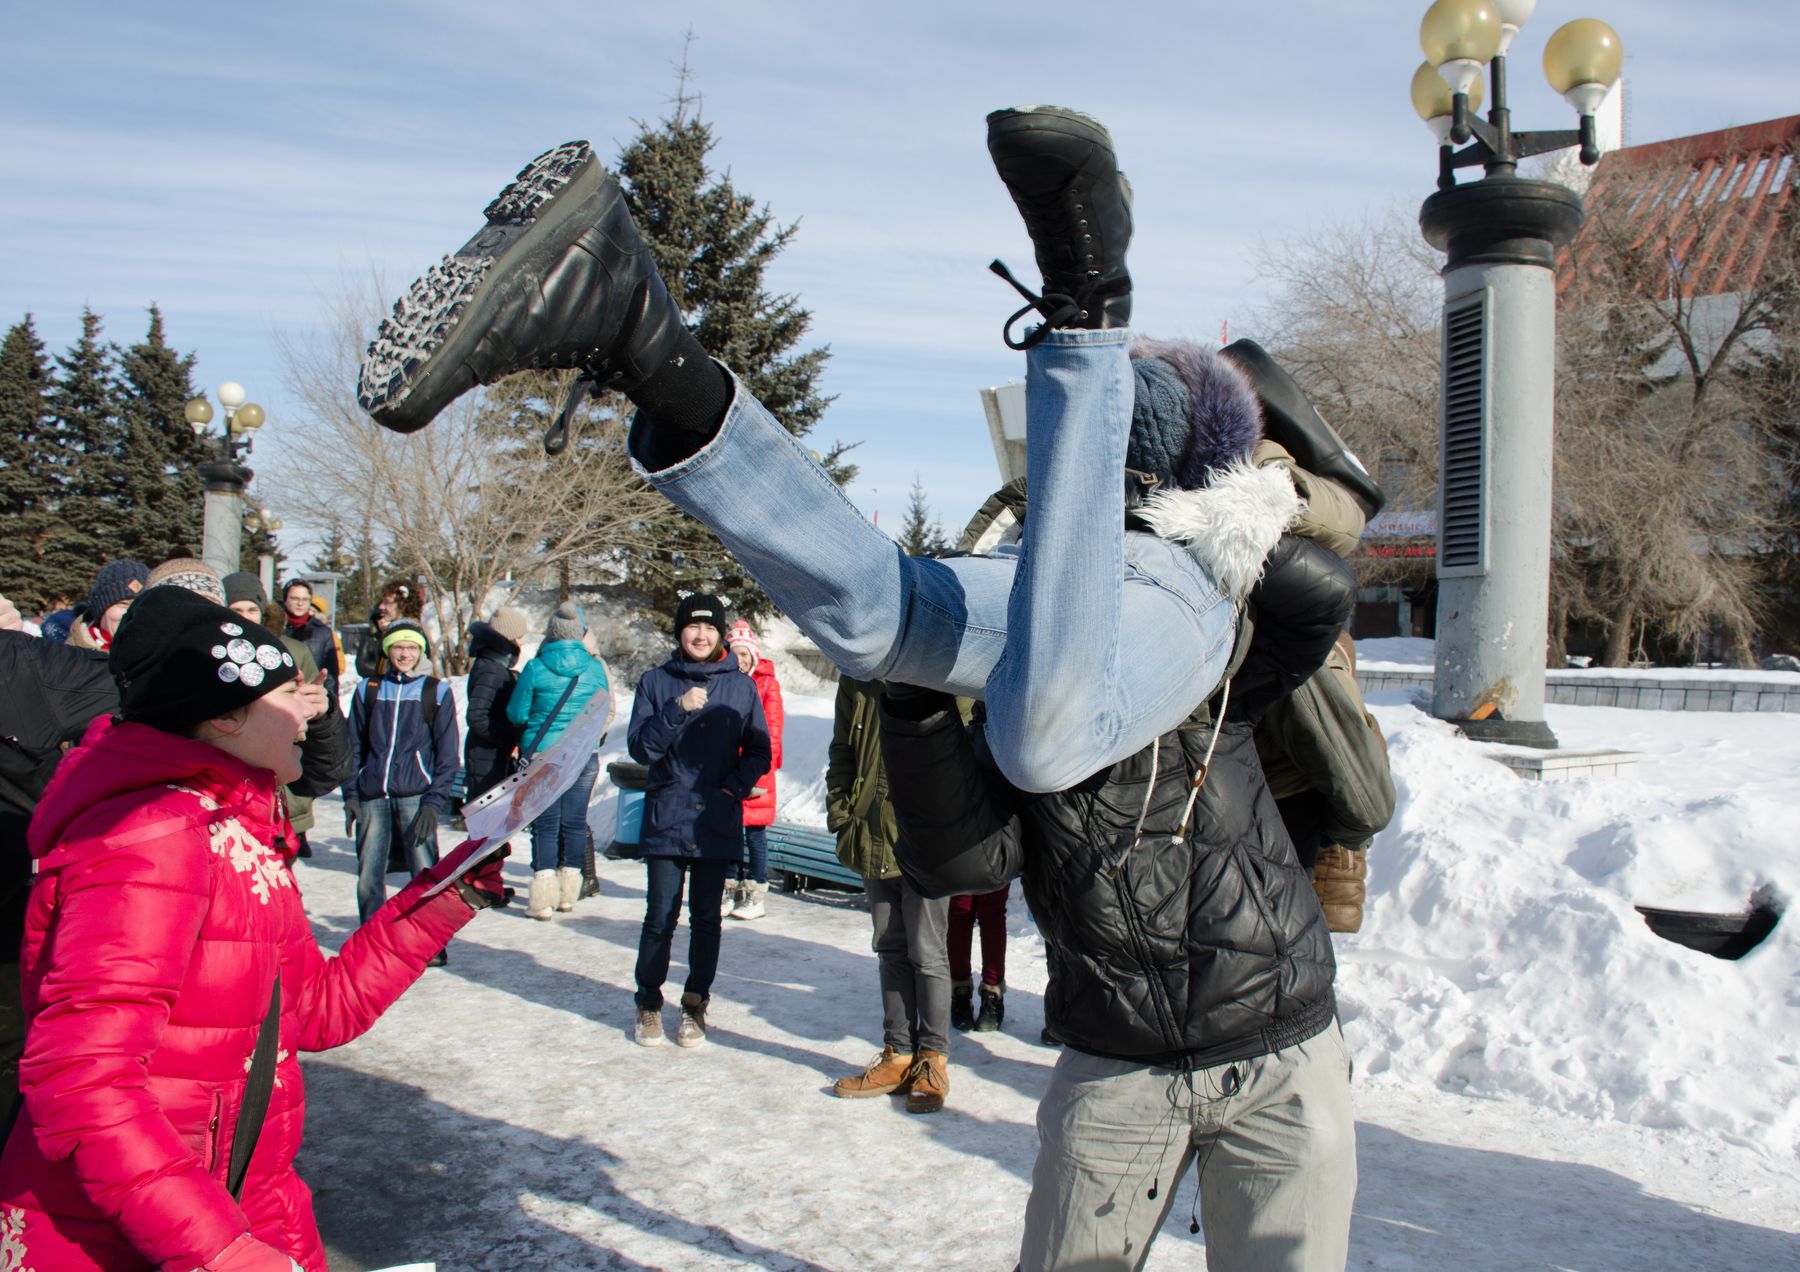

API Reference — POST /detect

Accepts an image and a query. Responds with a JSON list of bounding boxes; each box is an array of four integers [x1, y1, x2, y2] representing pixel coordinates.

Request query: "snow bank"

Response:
[[756, 686, 1800, 1159]]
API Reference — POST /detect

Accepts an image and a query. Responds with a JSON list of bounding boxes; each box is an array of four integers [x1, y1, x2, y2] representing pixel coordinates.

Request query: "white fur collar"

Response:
[[1135, 459, 1302, 599]]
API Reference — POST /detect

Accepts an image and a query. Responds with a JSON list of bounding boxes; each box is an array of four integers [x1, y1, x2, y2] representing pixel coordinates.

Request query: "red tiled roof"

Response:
[[1557, 115, 1797, 298]]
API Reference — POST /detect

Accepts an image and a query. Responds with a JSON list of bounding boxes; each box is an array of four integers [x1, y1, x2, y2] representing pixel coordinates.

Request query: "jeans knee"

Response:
[[984, 726, 1098, 795]]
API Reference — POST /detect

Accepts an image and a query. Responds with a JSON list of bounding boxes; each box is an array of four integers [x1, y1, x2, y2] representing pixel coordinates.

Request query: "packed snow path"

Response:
[[295, 812, 1798, 1270]]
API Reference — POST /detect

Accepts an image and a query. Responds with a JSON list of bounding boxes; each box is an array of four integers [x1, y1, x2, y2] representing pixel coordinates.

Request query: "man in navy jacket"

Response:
[[626, 593, 770, 1048]]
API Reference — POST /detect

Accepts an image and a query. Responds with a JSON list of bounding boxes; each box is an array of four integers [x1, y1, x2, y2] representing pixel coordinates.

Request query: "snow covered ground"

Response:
[[297, 677, 1800, 1270]]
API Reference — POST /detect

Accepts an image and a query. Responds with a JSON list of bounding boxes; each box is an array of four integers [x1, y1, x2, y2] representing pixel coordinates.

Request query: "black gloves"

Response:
[[408, 804, 440, 847]]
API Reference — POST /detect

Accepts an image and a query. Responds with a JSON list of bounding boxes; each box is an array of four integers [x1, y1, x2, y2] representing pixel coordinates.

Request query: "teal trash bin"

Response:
[[606, 761, 648, 859]]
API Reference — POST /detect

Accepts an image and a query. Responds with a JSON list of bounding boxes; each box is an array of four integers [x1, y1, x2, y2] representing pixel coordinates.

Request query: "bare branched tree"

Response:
[[1251, 150, 1797, 667], [1251, 213, 1443, 589], [271, 281, 679, 672], [1556, 141, 1797, 664]]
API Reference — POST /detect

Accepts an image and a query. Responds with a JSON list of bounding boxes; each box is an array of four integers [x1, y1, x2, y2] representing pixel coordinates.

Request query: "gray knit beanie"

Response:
[[545, 601, 586, 644]]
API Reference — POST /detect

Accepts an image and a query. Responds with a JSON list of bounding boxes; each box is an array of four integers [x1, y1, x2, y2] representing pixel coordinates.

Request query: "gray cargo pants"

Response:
[[1019, 1024, 1356, 1271], [865, 873, 952, 1056]]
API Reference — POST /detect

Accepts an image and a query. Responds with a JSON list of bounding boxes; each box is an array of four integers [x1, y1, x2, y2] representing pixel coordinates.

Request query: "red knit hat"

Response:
[[726, 619, 761, 666]]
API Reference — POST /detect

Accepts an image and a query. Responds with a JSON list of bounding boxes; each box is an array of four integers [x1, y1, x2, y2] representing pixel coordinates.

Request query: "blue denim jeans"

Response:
[[635, 857, 733, 1010], [737, 824, 768, 884], [529, 753, 600, 872], [355, 794, 437, 923], [631, 329, 1235, 793]]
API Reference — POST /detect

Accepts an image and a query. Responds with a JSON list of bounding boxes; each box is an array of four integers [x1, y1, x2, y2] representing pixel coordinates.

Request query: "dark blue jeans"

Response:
[[355, 794, 436, 924], [635, 856, 732, 1010], [529, 753, 600, 872], [737, 824, 769, 884]]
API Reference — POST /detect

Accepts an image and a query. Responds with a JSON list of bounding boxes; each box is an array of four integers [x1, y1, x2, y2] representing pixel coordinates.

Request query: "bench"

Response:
[[766, 821, 865, 894]]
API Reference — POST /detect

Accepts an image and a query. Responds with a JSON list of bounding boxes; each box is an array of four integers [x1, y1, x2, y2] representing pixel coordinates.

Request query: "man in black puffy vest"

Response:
[[877, 136, 1366, 1270]]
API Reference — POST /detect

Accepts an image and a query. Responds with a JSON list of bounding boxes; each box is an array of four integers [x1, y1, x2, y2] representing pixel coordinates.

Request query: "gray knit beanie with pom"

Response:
[[545, 601, 586, 644]]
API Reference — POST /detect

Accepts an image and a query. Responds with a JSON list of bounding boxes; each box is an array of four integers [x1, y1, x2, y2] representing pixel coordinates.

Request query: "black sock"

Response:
[[629, 328, 732, 467]]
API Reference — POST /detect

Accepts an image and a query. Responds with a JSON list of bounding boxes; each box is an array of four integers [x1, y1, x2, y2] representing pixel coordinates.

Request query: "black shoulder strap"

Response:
[[361, 676, 380, 719], [421, 676, 440, 730], [523, 673, 580, 760], [228, 975, 280, 1201]]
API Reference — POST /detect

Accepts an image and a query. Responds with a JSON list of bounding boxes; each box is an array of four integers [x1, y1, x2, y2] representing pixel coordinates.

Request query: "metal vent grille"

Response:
[[1440, 296, 1487, 574]]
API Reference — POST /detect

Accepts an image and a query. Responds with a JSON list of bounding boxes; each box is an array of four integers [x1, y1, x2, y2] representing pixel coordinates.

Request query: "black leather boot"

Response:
[[1220, 338, 1387, 519], [359, 140, 686, 435], [951, 980, 975, 1031], [974, 982, 1005, 1033], [986, 107, 1133, 347]]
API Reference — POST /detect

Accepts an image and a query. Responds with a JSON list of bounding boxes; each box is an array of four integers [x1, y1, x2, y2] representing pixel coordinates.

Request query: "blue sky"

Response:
[[4, 1, 1792, 545]]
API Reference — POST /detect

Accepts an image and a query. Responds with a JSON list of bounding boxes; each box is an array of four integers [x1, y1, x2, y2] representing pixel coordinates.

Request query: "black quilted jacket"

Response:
[[882, 535, 1355, 1068]]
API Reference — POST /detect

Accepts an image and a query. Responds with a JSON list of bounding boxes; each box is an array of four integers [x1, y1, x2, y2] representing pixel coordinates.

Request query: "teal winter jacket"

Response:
[[506, 641, 609, 756]]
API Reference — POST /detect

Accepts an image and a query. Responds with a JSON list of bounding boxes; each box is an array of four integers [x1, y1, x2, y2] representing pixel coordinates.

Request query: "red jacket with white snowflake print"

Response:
[[0, 716, 475, 1272]]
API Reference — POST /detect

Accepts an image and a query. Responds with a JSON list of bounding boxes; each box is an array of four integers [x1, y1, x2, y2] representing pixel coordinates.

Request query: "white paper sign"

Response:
[[421, 685, 612, 896]]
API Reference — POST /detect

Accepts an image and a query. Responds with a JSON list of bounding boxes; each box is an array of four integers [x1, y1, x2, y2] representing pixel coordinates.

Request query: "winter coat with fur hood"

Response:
[[891, 339, 1357, 1066], [883, 532, 1355, 1067], [463, 621, 522, 801], [0, 715, 476, 1271]]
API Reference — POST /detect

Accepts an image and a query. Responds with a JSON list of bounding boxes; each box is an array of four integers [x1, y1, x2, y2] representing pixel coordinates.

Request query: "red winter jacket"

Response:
[[0, 716, 475, 1271], [741, 655, 784, 827]]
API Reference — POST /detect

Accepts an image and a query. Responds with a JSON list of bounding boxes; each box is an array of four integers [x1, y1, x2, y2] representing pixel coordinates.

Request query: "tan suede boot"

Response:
[[904, 1050, 949, 1114], [831, 1046, 915, 1099], [1312, 845, 1367, 934]]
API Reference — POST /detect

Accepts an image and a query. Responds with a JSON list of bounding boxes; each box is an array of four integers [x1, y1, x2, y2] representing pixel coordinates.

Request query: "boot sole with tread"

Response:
[[358, 140, 607, 431]]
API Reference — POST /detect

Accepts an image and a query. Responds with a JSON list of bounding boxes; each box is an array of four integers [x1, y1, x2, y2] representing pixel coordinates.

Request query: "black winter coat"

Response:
[[285, 614, 340, 703], [883, 535, 1356, 1069], [0, 633, 116, 949], [462, 622, 522, 800]]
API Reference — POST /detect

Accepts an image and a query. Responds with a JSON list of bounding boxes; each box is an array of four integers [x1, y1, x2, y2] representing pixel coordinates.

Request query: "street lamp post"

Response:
[[1411, 0, 1622, 747], [183, 381, 268, 579], [249, 506, 284, 598]]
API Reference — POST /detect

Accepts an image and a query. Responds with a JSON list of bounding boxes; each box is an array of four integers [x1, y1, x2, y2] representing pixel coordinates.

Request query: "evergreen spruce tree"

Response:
[[0, 316, 63, 611], [898, 475, 949, 556], [46, 310, 128, 605], [115, 306, 207, 564], [615, 92, 835, 624]]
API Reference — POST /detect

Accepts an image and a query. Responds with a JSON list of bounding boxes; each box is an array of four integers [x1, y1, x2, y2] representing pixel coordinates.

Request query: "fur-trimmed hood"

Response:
[[1129, 338, 1263, 489], [1136, 458, 1302, 599]]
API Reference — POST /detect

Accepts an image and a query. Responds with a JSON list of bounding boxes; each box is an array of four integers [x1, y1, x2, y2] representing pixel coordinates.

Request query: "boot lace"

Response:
[[989, 259, 1092, 350]]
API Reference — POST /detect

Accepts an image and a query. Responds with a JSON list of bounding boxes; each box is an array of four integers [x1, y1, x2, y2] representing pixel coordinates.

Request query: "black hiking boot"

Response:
[[358, 140, 686, 435], [974, 982, 1005, 1033], [951, 980, 976, 1032], [986, 106, 1133, 347]]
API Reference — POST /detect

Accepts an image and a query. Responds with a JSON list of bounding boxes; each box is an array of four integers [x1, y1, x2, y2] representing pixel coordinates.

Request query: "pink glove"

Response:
[[198, 1232, 304, 1271]]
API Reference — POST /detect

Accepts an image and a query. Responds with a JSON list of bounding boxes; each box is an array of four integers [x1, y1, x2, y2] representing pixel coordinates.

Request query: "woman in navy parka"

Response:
[[627, 593, 770, 1049]]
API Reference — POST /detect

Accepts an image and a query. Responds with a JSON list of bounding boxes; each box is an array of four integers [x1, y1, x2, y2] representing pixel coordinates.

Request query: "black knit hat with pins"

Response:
[[110, 585, 299, 731]]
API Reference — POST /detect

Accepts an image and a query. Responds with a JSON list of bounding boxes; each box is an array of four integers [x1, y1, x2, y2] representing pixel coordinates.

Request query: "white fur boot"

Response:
[[525, 869, 558, 920], [556, 866, 583, 912], [731, 880, 767, 921], [718, 879, 738, 922]]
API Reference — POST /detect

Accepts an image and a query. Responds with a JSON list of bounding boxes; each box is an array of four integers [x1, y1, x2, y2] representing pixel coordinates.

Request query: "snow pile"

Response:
[[753, 686, 1800, 1159], [1333, 694, 1800, 1159]]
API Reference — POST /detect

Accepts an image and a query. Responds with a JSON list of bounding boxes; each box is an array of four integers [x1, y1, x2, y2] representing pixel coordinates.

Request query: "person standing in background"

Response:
[[723, 619, 781, 922], [948, 882, 1011, 1033], [280, 578, 340, 704], [344, 621, 459, 951], [508, 602, 609, 920], [626, 594, 769, 1049], [464, 606, 528, 807], [65, 560, 148, 652], [827, 676, 953, 1114]]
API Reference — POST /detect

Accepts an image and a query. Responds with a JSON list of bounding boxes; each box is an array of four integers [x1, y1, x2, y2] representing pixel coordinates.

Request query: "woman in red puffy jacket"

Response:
[[723, 620, 782, 922], [0, 587, 509, 1272]]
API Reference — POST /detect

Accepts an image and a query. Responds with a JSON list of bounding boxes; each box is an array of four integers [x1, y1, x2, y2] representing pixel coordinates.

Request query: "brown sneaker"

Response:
[[904, 1050, 949, 1115], [831, 1046, 915, 1099]]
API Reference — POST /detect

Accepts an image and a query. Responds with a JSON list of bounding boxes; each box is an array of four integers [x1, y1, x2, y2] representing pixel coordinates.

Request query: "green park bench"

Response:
[[766, 821, 865, 894]]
